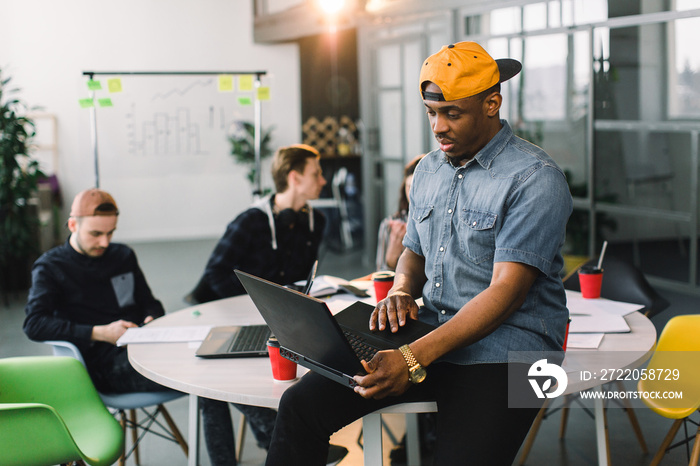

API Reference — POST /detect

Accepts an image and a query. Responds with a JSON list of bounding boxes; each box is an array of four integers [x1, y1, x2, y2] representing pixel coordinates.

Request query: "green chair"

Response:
[[0, 356, 124, 466]]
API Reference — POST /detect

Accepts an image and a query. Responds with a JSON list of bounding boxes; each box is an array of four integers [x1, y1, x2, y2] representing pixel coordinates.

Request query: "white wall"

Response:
[[0, 0, 301, 242]]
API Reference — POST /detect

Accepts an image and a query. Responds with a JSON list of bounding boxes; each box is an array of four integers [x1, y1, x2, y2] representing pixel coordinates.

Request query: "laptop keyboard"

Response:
[[227, 325, 271, 353], [344, 330, 379, 361]]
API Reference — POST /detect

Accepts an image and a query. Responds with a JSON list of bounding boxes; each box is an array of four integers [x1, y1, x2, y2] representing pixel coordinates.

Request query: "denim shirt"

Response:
[[403, 121, 573, 365]]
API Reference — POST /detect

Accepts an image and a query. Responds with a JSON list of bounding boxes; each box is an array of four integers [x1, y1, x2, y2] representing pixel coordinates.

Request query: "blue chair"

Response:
[[45, 340, 188, 466]]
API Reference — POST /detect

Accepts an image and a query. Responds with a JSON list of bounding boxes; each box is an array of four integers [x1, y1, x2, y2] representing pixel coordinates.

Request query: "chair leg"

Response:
[[118, 410, 127, 466], [129, 409, 140, 465], [518, 400, 549, 465], [237, 413, 247, 462], [650, 419, 683, 466], [688, 421, 700, 466], [158, 404, 189, 457], [615, 380, 648, 454], [558, 395, 570, 439]]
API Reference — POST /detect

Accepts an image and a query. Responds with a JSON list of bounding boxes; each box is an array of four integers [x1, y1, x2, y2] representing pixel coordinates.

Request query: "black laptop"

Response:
[[234, 270, 436, 388], [195, 261, 318, 359]]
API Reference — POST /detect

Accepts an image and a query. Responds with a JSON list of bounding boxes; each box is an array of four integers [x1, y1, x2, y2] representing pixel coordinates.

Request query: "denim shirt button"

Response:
[[435, 282, 441, 287], [441, 310, 446, 315], [439, 246, 444, 252], [458, 174, 463, 179], [448, 209, 453, 214]]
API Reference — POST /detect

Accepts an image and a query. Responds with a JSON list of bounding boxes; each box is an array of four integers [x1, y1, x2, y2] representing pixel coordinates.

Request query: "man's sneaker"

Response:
[[326, 444, 349, 465]]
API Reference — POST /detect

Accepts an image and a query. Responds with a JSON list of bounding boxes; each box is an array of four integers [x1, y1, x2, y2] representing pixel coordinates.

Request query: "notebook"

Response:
[[195, 261, 318, 359], [235, 270, 436, 388]]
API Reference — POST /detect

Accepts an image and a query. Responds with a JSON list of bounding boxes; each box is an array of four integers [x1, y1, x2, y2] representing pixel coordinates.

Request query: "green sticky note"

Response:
[[238, 75, 254, 91], [256, 86, 271, 101], [79, 98, 95, 108], [97, 98, 113, 107], [87, 80, 102, 90], [237, 96, 253, 106], [218, 75, 234, 92], [107, 78, 122, 93]]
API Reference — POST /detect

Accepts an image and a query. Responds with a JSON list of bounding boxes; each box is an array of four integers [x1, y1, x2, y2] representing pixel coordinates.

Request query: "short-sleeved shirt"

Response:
[[403, 120, 573, 365]]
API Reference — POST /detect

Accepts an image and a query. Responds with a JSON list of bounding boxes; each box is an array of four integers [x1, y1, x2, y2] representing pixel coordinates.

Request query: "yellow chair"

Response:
[[0, 356, 124, 466], [638, 315, 700, 466]]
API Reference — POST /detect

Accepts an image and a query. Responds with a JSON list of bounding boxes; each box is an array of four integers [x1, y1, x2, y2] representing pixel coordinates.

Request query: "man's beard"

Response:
[[445, 152, 472, 166]]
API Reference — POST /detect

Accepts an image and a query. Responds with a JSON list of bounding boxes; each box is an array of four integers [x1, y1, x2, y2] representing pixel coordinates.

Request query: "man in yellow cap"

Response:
[[265, 42, 572, 465]]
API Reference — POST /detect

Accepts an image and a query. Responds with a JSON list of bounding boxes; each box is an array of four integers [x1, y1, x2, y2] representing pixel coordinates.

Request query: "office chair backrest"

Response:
[[563, 256, 670, 318]]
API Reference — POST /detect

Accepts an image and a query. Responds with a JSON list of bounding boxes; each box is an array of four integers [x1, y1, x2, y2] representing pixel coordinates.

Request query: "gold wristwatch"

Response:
[[399, 344, 427, 384]]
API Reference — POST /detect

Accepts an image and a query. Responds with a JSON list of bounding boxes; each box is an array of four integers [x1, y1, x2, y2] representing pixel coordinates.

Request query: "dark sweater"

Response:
[[23, 240, 165, 374], [192, 200, 326, 303]]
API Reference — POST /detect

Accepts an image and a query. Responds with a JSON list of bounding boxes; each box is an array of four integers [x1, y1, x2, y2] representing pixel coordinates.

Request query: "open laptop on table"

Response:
[[195, 261, 318, 358], [235, 269, 436, 388]]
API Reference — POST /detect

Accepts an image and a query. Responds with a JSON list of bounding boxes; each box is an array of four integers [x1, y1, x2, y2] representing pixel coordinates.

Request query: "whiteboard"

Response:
[[85, 73, 267, 241]]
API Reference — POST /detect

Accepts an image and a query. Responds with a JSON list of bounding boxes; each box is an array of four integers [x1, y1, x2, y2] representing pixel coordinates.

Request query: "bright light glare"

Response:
[[318, 0, 345, 15]]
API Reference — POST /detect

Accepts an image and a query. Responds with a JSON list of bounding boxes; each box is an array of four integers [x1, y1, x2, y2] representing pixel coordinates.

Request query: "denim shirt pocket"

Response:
[[458, 209, 497, 264], [412, 205, 434, 254]]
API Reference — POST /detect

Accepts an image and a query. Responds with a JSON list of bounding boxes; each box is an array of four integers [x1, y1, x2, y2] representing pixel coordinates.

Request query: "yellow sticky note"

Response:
[[238, 75, 254, 91], [87, 80, 102, 91], [237, 96, 253, 106], [79, 98, 95, 108], [97, 98, 113, 107], [256, 86, 271, 101], [107, 78, 122, 93], [218, 75, 234, 92]]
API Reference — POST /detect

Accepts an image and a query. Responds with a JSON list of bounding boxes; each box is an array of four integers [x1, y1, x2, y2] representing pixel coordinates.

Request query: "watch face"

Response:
[[410, 366, 427, 384]]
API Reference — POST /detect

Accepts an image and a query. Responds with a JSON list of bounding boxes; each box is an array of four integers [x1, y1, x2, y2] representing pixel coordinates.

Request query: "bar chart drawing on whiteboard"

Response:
[[126, 104, 207, 156]]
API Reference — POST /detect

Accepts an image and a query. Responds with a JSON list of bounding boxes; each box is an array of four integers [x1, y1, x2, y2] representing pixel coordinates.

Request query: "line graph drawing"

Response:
[[151, 78, 214, 101]]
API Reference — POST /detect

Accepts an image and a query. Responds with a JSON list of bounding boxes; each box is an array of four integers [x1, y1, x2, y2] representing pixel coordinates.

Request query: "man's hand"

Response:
[[91, 320, 138, 345], [353, 350, 412, 399], [371, 291, 420, 333]]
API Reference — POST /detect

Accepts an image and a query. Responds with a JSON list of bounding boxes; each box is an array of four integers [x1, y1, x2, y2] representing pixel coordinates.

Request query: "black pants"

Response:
[[266, 362, 541, 466]]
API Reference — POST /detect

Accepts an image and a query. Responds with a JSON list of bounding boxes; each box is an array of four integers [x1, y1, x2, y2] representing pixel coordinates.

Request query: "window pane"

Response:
[[522, 34, 568, 120], [523, 3, 548, 32], [377, 44, 401, 88], [382, 160, 404, 217], [669, 17, 700, 118], [573, 0, 608, 24], [403, 41, 424, 159], [489, 7, 521, 35], [379, 90, 402, 158]]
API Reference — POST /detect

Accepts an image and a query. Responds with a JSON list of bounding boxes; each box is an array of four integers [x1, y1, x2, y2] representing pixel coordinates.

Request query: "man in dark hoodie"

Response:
[[189, 144, 346, 465]]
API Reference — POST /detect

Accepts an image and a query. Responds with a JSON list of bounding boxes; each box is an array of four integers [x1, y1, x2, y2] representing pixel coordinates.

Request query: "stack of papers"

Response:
[[564, 290, 645, 348], [116, 325, 213, 347], [293, 275, 350, 298]]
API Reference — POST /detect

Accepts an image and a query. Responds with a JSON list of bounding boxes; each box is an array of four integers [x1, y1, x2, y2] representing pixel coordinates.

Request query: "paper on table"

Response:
[[565, 290, 645, 316], [566, 333, 605, 349], [566, 291, 635, 333], [116, 325, 213, 347], [293, 275, 349, 297]]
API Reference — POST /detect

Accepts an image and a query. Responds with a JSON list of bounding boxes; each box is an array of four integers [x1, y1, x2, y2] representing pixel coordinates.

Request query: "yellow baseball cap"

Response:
[[419, 41, 522, 101]]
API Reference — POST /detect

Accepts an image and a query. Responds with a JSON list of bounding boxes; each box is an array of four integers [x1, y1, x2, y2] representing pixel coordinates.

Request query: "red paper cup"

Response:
[[267, 338, 297, 382], [578, 267, 604, 299], [372, 271, 395, 301]]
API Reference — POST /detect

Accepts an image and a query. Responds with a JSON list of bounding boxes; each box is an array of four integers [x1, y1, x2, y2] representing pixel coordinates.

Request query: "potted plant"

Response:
[[228, 120, 274, 192], [0, 68, 43, 293]]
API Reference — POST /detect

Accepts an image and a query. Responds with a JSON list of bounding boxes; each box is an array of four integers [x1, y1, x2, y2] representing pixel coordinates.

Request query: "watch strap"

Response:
[[399, 344, 420, 370]]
